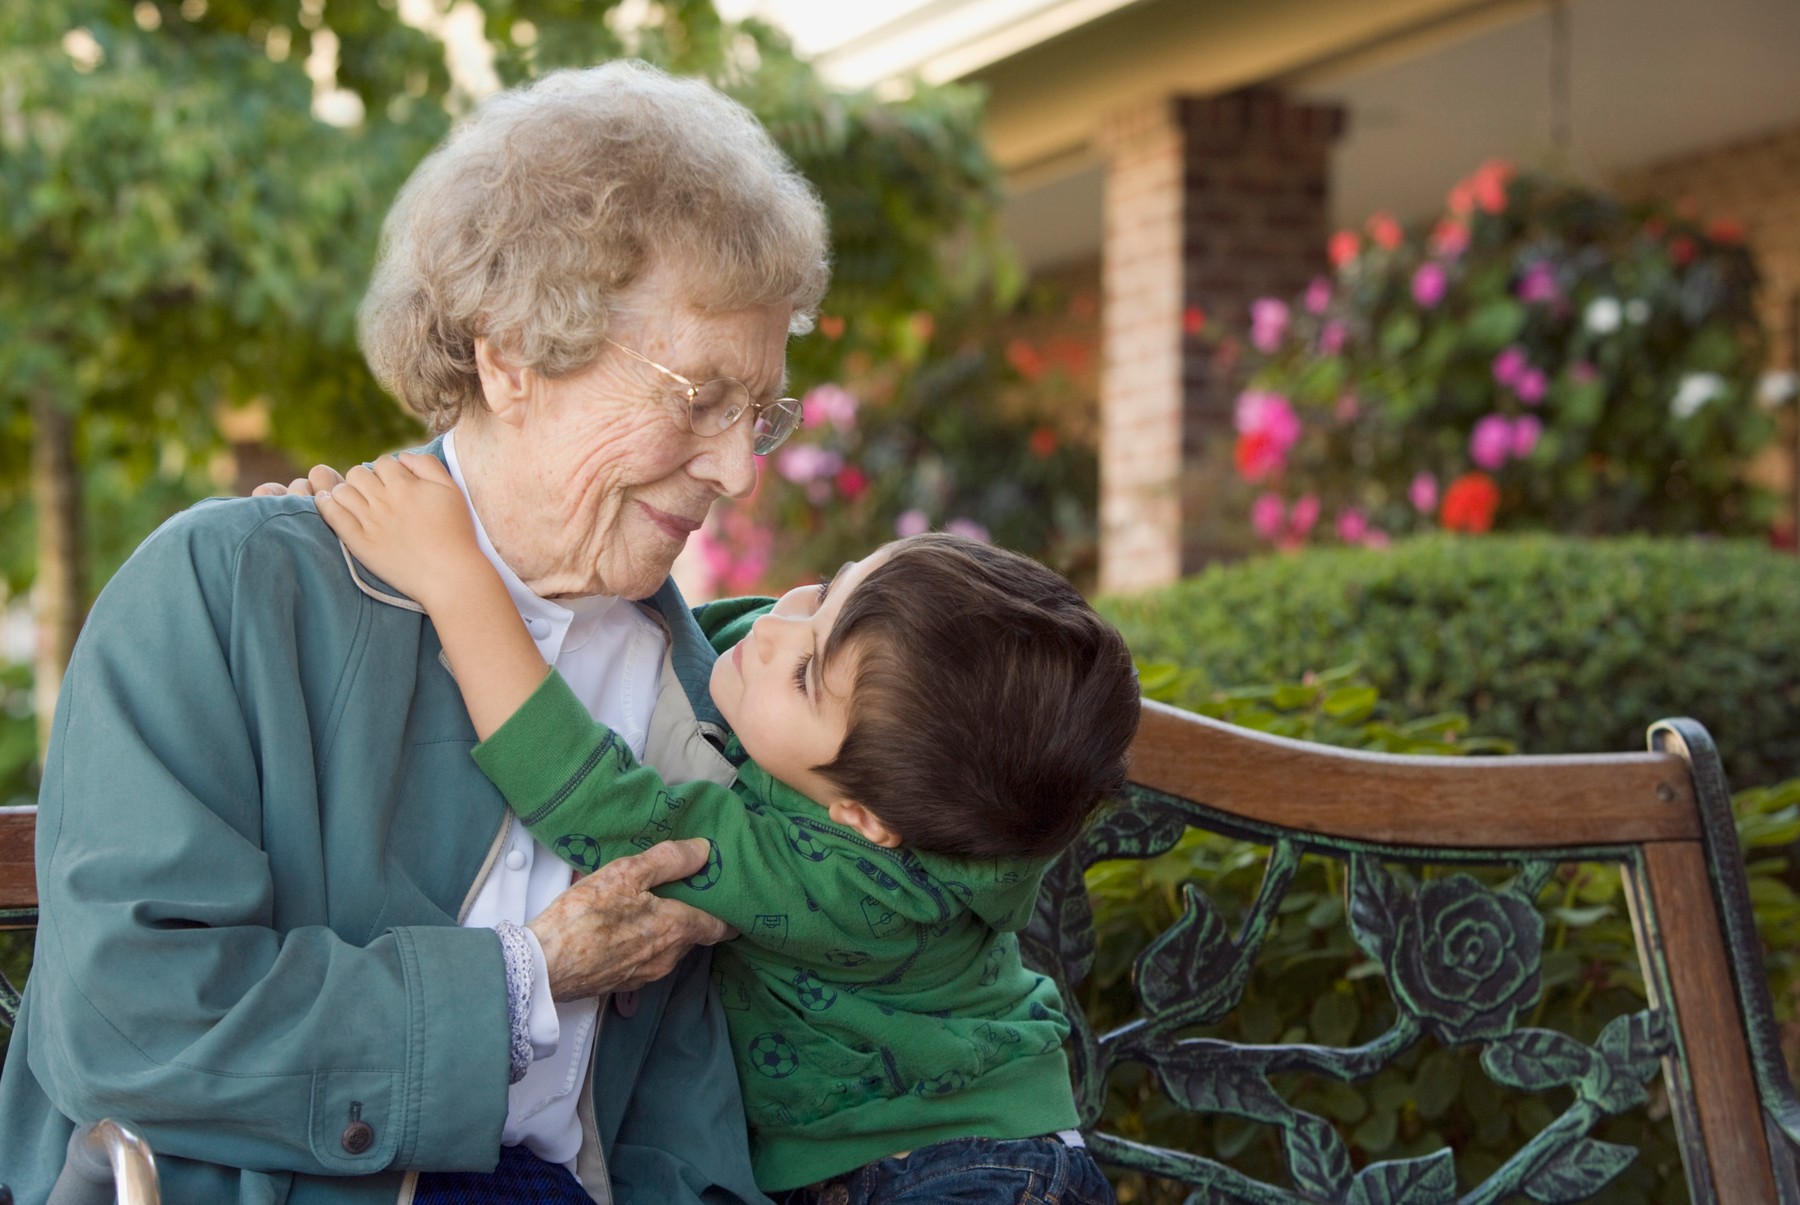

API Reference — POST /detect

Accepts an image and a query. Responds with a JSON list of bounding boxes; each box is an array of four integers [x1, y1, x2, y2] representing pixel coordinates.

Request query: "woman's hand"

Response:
[[250, 465, 346, 498], [529, 838, 736, 999], [315, 453, 484, 612]]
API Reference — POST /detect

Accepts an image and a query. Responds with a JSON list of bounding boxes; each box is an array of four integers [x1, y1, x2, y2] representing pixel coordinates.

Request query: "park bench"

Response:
[[1, 707, 1796, 1202]]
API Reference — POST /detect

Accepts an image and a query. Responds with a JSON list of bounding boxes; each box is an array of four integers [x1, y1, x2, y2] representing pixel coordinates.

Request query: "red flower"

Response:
[[1028, 426, 1059, 458], [1235, 431, 1282, 480], [1440, 472, 1501, 533], [1367, 212, 1403, 250], [817, 314, 845, 339], [834, 465, 869, 500], [1005, 337, 1045, 381], [1707, 218, 1744, 244], [1670, 236, 1697, 265], [1182, 305, 1206, 336], [1328, 230, 1361, 267]]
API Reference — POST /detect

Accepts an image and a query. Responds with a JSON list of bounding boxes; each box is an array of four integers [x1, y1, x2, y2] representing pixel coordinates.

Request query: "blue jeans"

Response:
[[777, 1136, 1115, 1205]]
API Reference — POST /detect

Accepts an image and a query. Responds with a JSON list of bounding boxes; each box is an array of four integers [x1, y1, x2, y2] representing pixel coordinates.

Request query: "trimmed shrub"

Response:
[[1099, 534, 1800, 787]]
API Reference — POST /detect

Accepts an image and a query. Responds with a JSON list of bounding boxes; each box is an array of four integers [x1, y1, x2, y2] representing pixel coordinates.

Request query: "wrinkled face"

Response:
[[472, 265, 793, 600], [709, 549, 892, 805]]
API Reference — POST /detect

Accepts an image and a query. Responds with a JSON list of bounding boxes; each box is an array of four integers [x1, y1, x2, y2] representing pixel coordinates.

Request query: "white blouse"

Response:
[[444, 429, 670, 1170]]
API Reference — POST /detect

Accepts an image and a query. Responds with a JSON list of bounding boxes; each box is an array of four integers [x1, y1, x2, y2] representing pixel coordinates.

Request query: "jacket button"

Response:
[[341, 1120, 375, 1155], [613, 990, 640, 1018]]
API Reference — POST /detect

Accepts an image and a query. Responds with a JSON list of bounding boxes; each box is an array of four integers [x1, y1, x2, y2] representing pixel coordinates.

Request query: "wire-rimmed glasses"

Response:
[[605, 338, 802, 456]]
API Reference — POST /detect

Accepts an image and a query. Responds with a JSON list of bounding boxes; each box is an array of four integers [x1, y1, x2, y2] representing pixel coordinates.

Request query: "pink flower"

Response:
[[1492, 346, 1528, 387], [801, 384, 858, 431], [1235, 390, 1302, 448], [1289, 494, 1321, 535], [896, 509, 930, 538], [1329, 231, 1360, 268], [834, 465, 869, 500], [1431, 219, 1469, 258], [1319, 320, 1347, 356], [1410, 472, 1439, 512], [1470, 414, 1514, 470], [944, 518, 990, 543], [1515, 367, 1548, 405], [1412, 262, 1448, 308], [775, 444, 843, 485], [1517, 262, 1559, 305], [1511, 414, 1542, 459], [1363, 529, 1392, 550], [1304, 277, 1332, 315], [1336, 508, 1369, 543], [1249, 298, 1290, 353], [1251, 493, 1286, 540], [1334, 392, 1360, 423]]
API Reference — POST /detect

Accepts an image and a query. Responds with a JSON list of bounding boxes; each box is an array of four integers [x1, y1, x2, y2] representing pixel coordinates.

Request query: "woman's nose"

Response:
[[697, 421, 759, 500]]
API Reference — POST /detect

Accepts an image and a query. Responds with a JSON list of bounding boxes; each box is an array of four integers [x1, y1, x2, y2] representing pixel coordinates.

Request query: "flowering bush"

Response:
[[1230, 161, 1777, 547]]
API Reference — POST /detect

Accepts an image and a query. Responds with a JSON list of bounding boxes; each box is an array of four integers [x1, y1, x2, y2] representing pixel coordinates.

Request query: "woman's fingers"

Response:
[[305, 464, 347, 495]]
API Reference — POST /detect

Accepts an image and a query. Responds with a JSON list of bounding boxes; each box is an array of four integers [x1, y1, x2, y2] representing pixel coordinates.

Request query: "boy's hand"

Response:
[[250, 465, 346, 498], [317, 453, 483, 609]]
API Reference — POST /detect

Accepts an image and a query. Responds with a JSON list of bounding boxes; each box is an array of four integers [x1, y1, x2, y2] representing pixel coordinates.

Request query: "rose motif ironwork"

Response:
[[1384, 876, 1543, 1046]]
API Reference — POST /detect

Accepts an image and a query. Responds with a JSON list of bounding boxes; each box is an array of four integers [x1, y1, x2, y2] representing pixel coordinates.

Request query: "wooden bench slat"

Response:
[[1129, 699, 1702, 849], [0, 807, 35, 913]]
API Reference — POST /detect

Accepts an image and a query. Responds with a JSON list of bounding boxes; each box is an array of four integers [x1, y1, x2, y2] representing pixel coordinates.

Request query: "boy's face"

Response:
[[710, 548, 891, 820]]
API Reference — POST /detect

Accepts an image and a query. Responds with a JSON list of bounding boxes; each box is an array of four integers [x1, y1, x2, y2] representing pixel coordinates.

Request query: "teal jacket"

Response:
[[0, 442, 769, 1205]]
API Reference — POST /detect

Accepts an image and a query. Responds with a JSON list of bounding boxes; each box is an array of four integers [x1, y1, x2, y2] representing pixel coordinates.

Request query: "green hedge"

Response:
[[1099, 534, 1800, 787]]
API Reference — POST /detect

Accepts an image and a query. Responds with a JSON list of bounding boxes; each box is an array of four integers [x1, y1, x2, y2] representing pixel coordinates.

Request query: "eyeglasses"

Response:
[[605, 338, 802, 456]]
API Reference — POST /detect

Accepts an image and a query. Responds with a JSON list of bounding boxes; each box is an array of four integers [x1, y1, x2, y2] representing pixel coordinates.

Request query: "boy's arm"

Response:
[[475, 673, 894, 953], [316, 453, 549, 739]]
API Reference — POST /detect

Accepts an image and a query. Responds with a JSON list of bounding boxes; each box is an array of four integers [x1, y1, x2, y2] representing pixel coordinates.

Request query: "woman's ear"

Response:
[[825, 800, 902, 848], [474, 337, 531, 426]]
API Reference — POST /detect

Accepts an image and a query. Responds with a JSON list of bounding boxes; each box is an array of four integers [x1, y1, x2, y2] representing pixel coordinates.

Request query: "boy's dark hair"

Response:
[[812, 533, 1140, 860]]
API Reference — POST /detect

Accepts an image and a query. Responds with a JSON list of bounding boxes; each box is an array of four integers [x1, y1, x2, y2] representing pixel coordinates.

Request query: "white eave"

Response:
[[812, 0, 1149, 89]]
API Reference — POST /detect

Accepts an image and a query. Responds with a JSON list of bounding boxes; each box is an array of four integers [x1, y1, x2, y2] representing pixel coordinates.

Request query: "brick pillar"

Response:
[[1097, 88, 1344, 593]]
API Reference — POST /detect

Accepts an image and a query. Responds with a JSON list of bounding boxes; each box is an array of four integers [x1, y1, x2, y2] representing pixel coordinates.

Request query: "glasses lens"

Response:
[[752, 399, 802, 456], [688, 379, 750, 437]]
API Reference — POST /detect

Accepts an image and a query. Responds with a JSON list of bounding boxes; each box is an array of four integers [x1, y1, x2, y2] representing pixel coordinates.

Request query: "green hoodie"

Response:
[[472, 605, 1079, 1192]]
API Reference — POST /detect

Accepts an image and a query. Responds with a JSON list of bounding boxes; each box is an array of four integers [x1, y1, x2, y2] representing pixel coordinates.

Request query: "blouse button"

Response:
[[525, 617, 551, 639], [505, 849, 528, 872]]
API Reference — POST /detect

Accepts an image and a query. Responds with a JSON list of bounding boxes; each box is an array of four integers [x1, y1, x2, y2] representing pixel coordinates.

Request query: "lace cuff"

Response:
[[494, 920, 536, 1085]]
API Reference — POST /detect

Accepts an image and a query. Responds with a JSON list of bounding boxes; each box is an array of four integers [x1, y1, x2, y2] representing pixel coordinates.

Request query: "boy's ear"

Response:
[[826, 799, 902, 848], [474, 337, 531, 426]]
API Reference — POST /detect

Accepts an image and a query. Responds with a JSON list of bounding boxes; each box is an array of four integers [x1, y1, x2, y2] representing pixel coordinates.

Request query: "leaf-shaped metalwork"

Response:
[[1081, 789, 1190, 867], [1347, 853, 1404, 965], [1344, 1148, 1457, 1205], [1284, 1113, 1352, 1200], [1481, 1029, 1598, 1092], [1149, 1038, 1291, 1124], [1596, 1008, 1672, 1084], [1134, 883, 1235, 1020], [1022, 853, 1096, 988], [1521, 1138, 1638, 1204]]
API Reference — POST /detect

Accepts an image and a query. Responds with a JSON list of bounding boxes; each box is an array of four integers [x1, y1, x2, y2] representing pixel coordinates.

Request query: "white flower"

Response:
[[1670, 373, 1726, 419], [1758, 371, 1798, 408], [1584, 297, 1622, 334], [1624, 298, 1651, 325]]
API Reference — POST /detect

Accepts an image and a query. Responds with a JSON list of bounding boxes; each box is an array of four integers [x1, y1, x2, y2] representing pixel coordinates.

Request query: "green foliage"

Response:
[[1101, 534, 1800, 788], [1230, 163, 1776, 548], [1089, 667, 1800, 1204]]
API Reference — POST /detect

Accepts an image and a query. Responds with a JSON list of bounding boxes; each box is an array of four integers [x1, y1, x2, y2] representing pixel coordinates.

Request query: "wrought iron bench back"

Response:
[[1, 707, 1795, 1202]]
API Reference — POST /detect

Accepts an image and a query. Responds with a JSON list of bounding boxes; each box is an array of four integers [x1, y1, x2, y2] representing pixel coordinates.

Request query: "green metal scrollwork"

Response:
[[1023, 788, 1674, 1204]]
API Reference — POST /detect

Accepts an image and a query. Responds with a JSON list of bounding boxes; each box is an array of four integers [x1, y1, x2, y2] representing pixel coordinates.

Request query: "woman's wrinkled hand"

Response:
[[529, 838, 736, 999], [250, 464, 347, 498]]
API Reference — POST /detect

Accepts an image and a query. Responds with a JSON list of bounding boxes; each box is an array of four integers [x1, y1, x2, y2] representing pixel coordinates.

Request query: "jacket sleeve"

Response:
[[691, 597, 774, 654], [476, 670, 892, 955], [25, 506, 509, 1177]]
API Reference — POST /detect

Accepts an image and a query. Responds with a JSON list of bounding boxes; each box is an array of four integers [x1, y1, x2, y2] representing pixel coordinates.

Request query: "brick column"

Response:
[[1097, 88, 1344, 594]]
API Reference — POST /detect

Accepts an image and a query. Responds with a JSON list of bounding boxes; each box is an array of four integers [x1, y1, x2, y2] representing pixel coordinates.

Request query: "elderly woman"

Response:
[[0, 62, 827, 1204]]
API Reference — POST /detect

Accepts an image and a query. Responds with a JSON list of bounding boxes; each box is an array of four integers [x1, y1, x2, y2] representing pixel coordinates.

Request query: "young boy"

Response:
[[311, 452, 1138, 1204]]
